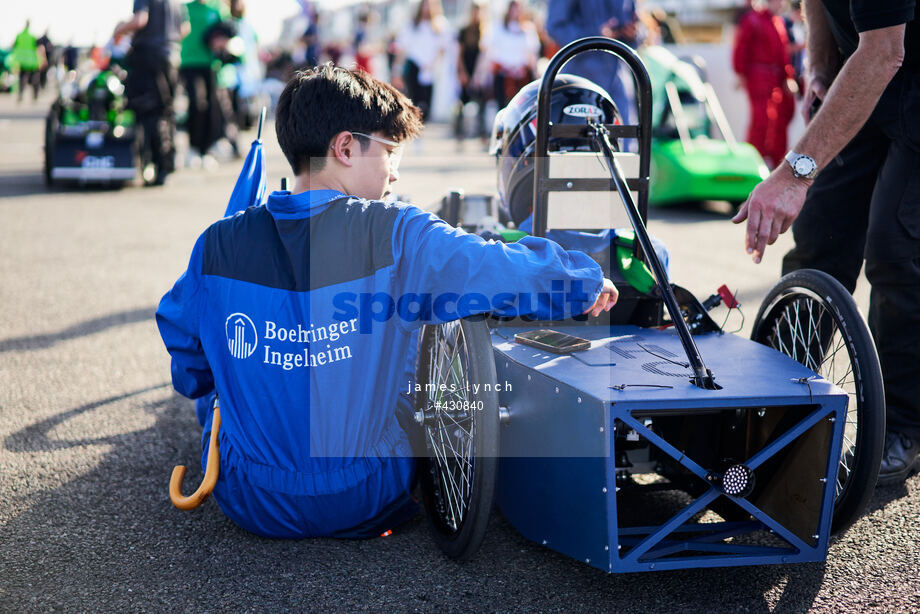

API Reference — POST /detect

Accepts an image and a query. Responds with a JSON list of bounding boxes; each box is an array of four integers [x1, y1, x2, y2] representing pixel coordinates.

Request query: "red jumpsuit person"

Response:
[[732, 0, 796, 168]]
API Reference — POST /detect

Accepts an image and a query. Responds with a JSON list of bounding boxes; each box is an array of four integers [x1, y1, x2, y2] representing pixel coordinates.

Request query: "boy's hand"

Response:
[[584, 278, 618, 318]]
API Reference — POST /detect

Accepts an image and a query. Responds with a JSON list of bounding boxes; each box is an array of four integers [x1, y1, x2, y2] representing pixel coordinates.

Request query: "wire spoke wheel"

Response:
[[415, 317, 500, 559], [752, 269, 885, 535]]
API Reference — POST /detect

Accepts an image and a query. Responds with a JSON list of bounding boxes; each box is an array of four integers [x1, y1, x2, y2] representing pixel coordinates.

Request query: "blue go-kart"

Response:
[[413, 38, 885, 573]]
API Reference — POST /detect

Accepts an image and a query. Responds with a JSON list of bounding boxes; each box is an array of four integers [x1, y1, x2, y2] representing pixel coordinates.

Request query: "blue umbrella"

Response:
[[176, 108, 272, 505], [224, 107, 268, 217], [195, 108, 269, 426]]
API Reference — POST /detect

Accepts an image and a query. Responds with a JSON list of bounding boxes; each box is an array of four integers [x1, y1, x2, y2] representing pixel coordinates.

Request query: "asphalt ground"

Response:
[[0, 92, 918, 613]]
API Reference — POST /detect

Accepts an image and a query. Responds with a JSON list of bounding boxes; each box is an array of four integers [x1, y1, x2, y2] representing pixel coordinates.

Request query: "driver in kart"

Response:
[[156, 64, 617, 539]]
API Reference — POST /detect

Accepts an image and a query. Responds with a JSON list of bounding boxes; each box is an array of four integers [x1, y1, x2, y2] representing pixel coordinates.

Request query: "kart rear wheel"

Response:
[[751, 269, 885, 535], [415, 317, 499, 560]]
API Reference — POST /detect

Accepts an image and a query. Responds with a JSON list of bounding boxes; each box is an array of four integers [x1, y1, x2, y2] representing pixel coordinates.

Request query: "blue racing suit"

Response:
[[156, 189, 604, 538]]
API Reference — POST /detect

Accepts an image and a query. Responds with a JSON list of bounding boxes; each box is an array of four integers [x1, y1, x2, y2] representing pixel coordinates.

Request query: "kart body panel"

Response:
[[491, 324, 846, 573], [650, 139, 767, 206], [48, 124, 137, 183]]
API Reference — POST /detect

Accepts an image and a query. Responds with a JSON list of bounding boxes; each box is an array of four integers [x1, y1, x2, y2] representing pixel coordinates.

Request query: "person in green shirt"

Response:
[[12, 20, 46, 103], [180, 0, 222, 164]]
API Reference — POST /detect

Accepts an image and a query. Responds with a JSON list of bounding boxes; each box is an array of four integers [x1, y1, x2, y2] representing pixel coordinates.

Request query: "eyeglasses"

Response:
[[351, 132, 399, 147], [351, 131, 403, 170]]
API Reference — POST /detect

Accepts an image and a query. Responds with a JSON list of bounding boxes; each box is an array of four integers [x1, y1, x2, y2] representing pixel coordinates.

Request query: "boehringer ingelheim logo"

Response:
[[226, 313, 258, 359]]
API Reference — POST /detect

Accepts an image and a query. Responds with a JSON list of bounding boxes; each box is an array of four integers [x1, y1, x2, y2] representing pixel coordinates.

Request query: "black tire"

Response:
[[44, 108, 57, 187], [751, 269, 885, 535], [415, 317, 500, 560]]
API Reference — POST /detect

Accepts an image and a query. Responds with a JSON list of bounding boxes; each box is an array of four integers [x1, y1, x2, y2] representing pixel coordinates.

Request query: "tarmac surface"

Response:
[[1, 92, 918, 613]]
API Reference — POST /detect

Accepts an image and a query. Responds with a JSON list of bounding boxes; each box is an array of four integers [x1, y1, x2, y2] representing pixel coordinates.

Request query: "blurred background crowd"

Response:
[[0, 0, 806, 186]]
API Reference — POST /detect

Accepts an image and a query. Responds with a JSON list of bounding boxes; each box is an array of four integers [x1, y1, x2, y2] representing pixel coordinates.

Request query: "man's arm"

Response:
[[800, 0, 841, 120], [176, 3, 191, 40], [795, 25, 903, 168], [733, 13, 904, 263], [113, 9, 149, 40]]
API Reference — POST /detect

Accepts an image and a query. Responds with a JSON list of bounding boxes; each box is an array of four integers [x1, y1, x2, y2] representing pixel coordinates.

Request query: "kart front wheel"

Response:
[[751, 269, 885, 535], [415, 317, 500, 560]]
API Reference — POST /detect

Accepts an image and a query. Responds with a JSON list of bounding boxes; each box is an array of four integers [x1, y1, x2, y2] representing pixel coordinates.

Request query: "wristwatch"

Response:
[[785, 151, 818, 179]]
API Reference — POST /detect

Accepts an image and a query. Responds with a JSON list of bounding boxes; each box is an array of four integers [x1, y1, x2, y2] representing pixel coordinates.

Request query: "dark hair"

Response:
[[503, 1, 522, 29], [413, 0, 444, 31], [275, 64, 423, 174]]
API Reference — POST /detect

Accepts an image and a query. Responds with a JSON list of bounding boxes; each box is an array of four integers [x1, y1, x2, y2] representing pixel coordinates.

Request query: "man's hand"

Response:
[[584, 278, 618, 317], [600, 17, 620, 38], [619, 21, 638, 41], [601, 17, 637, 41], [801, 73, 830, 123], [732, 168, 811, 263]]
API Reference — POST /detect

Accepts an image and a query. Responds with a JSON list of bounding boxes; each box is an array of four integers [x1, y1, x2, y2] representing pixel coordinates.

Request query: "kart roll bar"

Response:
[[532, 37, 717, 389], [532, 36, 652, 235]]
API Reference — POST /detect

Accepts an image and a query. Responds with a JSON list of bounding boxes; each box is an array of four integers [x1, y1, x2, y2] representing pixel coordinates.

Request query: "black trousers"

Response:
[[125, 49, 178, 178], [403, 60, 433, 122], [181, 66, 221, 155], [18, 69, 39, 101], [453, 84, 488, 140], [782, 69, 920, 438]]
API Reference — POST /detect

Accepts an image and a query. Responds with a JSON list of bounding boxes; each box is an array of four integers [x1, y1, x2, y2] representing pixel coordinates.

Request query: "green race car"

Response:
[[640, 45, 768, 207]]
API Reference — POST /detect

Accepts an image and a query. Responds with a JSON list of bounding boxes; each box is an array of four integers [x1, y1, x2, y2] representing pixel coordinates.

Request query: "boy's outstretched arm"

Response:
[[393, 207, 616, 325]]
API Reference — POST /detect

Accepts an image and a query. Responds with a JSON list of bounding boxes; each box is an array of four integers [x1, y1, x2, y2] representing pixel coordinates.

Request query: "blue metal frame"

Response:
[[608, 402, 845, 572], [493, 325, 848, 574]]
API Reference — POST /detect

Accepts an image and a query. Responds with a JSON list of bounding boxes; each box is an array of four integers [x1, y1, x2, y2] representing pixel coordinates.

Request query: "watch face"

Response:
[[794, 157, 815, 176]]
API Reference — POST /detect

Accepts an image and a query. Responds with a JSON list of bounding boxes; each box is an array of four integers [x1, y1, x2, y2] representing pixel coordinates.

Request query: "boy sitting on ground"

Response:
[[156, 64, 616, 538]]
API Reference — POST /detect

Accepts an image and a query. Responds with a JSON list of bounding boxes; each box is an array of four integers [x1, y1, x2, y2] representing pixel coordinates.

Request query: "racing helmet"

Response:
[[490, 75, 622, 227], [82, 70, 125, 122]]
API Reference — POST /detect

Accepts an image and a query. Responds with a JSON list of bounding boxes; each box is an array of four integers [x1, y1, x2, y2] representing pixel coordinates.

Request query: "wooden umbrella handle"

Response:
[[169, 405, 221, 510]]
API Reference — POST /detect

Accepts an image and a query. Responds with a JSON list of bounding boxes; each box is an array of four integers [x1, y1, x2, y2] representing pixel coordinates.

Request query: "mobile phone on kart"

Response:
[[514, 329, 591, 354]]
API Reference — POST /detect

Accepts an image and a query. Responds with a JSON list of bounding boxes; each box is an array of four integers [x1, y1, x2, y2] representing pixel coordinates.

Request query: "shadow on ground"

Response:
[[0, 171, 47, 199], [0, 170, 134, 200], [0, 109, 47, 121], [0, 307, 155, 353], [0, 385, 832, 612]]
